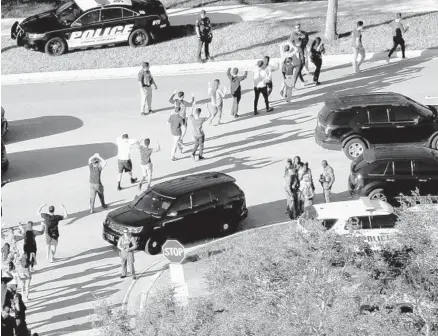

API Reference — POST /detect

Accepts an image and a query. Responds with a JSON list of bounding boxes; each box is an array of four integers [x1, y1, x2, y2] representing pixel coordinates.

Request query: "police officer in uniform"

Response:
[[195, 10, 213, 63]]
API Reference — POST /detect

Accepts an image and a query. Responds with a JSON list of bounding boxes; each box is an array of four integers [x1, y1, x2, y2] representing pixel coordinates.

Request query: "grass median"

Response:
[[2, 12, 438, 75]]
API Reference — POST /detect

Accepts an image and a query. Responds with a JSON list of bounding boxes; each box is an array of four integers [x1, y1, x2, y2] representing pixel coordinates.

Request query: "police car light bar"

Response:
[[75, 0, 132, 11], [360, 197, 376, 212]]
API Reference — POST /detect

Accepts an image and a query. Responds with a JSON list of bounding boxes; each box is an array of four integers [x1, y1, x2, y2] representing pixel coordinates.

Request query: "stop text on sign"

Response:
[[164, 247, 184, 257]]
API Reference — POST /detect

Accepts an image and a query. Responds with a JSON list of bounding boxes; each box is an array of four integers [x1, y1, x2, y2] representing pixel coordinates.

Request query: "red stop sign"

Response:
[[162, 240, 185, 263]]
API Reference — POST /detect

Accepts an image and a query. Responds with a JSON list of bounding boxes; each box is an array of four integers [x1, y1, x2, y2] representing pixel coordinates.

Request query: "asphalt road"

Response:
[[1, 55, 438, 335]]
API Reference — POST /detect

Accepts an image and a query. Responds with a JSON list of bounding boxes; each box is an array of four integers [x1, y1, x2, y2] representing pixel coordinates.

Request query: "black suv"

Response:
[[11, 0, 169, 56], [315, 92, 438, 160], [348, 145, 438, 203], [103, 172, 248, 255]]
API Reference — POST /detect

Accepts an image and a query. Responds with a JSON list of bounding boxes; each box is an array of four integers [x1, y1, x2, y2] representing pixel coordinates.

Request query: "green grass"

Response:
[[2, 12, 438, 75]]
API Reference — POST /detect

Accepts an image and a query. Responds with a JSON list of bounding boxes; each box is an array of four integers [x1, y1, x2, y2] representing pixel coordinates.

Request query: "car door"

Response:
[[162, 194, 194, 241], [359, 106, 394, 144], [413, 159, 438, 196], [190, 189, 221, 238], [367, 213, 398, 247], [392, 160, 417, 198], [99, 7, 135, 46], [389, 105, 430, 143], [67, 9, 102, 49]]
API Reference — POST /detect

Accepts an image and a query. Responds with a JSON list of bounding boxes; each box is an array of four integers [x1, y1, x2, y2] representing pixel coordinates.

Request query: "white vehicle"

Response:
[[298, 197, 438, 250]]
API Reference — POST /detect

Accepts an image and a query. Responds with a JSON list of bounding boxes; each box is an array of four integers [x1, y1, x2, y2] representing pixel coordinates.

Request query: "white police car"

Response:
[[10, 0, 169, 56]]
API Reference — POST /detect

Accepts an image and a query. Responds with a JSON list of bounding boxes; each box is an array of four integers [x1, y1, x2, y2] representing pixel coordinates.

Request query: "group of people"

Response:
[[284, 158, 335, 219], [1, 205, 67, 335]]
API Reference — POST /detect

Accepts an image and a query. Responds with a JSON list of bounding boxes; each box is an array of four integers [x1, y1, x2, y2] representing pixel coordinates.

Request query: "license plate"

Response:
[[107, 234, 114, 241]]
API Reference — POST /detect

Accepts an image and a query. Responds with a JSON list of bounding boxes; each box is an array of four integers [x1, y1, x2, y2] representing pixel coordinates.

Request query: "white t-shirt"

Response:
[[117, 138, 138, 161], [253, 67, 268, 88]]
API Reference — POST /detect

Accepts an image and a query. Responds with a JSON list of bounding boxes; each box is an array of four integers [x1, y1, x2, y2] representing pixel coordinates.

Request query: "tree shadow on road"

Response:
[[3, 142, 117, 182], [4, 115, 84, 145]]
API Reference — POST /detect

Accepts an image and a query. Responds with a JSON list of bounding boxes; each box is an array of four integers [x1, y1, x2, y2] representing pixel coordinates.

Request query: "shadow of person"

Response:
[[4, 142, 117, 182], [5, 115, 84, 144]]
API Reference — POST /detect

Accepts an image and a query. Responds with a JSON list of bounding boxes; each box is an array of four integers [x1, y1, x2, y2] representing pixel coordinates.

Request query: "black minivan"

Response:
[[103, 172, 248, 255], [315, 92, 438, 160], [348, 145, 438, 203]]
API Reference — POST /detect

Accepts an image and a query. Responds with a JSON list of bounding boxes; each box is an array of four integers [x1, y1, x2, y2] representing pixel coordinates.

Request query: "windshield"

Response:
[[55, 1, 83, 25], [132, 191, 172, 216], [406, 97, 433, 117]]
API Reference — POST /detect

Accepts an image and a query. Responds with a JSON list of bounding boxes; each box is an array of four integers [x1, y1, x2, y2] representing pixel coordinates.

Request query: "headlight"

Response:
[[130, 227, 143, 234], [28, 33, 46, 39]]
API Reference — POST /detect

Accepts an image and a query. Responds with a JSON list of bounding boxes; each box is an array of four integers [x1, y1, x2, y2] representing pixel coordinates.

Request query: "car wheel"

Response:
[[431, 135, 438, 150], [343, 138, 366, 160], [219, 221, 237, 237], [145, 234, 165, 255], [368, 189, 387, 202], [128, 29, 150, 48], [44, 37, 67, 56]]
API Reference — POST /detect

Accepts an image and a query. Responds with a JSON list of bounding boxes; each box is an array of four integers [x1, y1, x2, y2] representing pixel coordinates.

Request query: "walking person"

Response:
[[227, 67, 248, 118], [190, 106, 212, 161], [137, 138, 160, 191], [88, 153, 108, 213], [116, 134, 139, 190], [290, 23, 309, 78], [292, 39, 305, 87], [262, 56, 279, 97], [168, 107, 185, 161], [253, 60, 273, 115], [195, 10, 213, 63], [169, 91, 195, 144], [138, 62, 158, 115], [16, 254, 32, 302], [320, 160, 335, 203], [208, 79, 227, 125], [352, 21, 365, 74], [387, 13, 409, 62], [117, 229, 137, 280], [20, 221, 45, 272], [13, 293, 28, 335], [281, 57, 295, 102], [298, 162, 315, 211], [279, 42, 298, 97], [310, 37, 325, 85], [37, 204, 68, 263]]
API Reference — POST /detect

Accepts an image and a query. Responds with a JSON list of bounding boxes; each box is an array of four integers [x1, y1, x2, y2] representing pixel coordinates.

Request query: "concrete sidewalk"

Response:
[[2, 0, 438, 36], [2, 49, 438, 85]]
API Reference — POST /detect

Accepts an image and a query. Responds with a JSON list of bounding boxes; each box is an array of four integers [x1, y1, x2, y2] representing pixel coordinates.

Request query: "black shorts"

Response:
[[267, 81, 273, 90], [182, 118, 187, 126], [118, 159, 133, 173]]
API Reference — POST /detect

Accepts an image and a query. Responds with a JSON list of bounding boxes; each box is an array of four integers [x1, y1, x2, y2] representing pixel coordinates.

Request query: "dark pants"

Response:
[[192, 135, 205, 156], [388, 36, 405, 58], [231, 92, 241, 116], [266, 81, 273, 96], [293, 64, 304, 87], [90, 183, 106, 209], [311, 56, 322, 82], [254, 87, 269, 112], [197, 39, 210, 60]]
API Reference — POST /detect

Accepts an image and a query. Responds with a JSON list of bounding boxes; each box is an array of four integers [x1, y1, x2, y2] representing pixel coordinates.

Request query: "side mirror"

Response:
[[167, 211, 177, 217]]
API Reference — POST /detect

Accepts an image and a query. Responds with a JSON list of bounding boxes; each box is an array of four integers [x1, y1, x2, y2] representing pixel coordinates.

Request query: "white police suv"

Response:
[[298, 197, 436, 250], [10, 0, 169, 56]]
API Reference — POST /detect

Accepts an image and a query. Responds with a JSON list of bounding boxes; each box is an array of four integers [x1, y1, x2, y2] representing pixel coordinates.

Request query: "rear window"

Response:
[[330, 111, 354, 125], [318, 105, 333, 125], [351, 155, 368, 173], [210, 183, 242, 201]]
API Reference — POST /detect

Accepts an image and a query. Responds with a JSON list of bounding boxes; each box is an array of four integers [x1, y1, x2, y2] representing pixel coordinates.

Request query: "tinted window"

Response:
[[346, 216, 371, 230], [330, 111, 353, 125], [370, 214, 398, 228], [75, 10, 100, 25], [414, 160, 437, 175], [321, 219, 338, 230], [391, 106, 418, 122], [192, 189, 212, 207], [101, 8, 122, 21], [369, 162, 390, 175], [170, 194, 191, 212], [122, 8, 135, 17], [132, 191, 172, 215], [394, 161, 412, 175], [210, 183, 241, 201], [367, 107, 389, 123]]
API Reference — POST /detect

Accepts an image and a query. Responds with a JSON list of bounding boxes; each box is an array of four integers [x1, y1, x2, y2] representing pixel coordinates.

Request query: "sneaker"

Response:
[[130, 178, 138, 184], [207, 56, 214, 61], [120, 275, 126, 279], [235, 114, 239, 118], [198, 155, 205, 160], [315, 81, 321, 86], [117, 185, 122, 191], [102, 204, 108, 209], [148, 110, 153, 114], [266, 107, 274, 112], [254, 111, 259, 115], [90, 209, 94, 214], [132, 276, 137, 280]]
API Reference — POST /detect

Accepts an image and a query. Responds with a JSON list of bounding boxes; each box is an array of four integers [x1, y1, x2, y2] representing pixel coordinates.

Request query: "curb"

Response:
[[3, 49, 437, 85]]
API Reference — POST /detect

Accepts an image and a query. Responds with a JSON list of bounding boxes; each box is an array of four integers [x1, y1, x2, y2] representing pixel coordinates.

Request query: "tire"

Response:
[[128, 28, 150, 48], [343, 138, 367, 160], [430, 135, 438, 150], [145, 234, 165, 255], [368, 189, 387, 202], [44, 37, 67, 56]]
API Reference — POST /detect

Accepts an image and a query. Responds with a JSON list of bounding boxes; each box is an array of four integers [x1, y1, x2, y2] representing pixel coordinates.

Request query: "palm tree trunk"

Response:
[[324, 0, 338, 41]]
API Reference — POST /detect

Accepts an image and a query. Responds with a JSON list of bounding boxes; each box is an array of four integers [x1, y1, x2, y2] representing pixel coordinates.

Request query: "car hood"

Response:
[[20, 10, 63, 33], [108, 204, 160, 227]]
